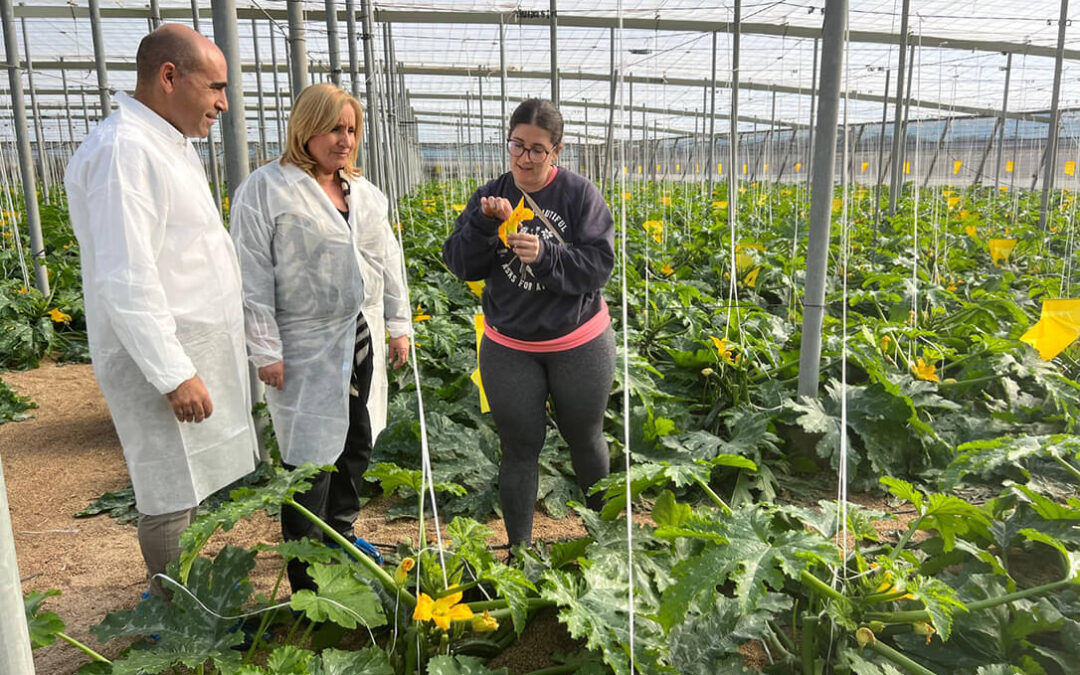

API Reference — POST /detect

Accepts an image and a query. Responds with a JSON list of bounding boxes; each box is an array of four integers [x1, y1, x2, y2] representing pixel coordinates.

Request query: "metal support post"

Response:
[[603, 28, 616, 189], [2, 0, 48, 295], [887, 0, 911, 216], [478, 75, 486, 175], [211, 0, 251, 195], [60, 57, 75, 146], [287, 0, 308, 97], [252, 19, 267, 164], [994, 53, 1012, 188], [0, 450, 34, 675], [549, 0, 558, 106], [21, 17, 51, 204], [360, 0, 382, 189], [150, 0, 161, 29], [728, 1, 741, 235], [192, 0, 223, 218], [707, 31, 717, 197], [1039, 0, 1070, 230], [921, 118, 951, 188], [873, 68, 890, 226], [973, 118, 1001, 185], [88, 0, 111, 118], [269, 24, 285, 153], [325, 0, 341, 86], [806, 36, 818, 187], [797, 0, 848, 399], [500, 16, 508, 164]]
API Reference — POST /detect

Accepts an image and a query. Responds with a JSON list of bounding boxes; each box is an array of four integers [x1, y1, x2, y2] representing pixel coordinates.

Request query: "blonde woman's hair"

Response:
[[281, 83, 363, 177]]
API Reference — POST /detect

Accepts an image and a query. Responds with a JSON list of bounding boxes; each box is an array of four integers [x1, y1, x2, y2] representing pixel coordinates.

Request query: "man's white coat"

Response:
[[65, 92, 257, 515]]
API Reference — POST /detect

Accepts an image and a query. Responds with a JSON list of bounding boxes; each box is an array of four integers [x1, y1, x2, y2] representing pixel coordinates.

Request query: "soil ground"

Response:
[[3, 363, 587, 675]]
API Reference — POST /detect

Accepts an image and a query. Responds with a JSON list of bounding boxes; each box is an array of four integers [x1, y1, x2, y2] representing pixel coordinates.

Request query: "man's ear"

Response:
[[159, 62, 179, 94]]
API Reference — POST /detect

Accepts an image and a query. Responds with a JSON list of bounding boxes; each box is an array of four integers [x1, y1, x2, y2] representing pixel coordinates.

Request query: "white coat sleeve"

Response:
[[81, 145, 196, 394], [230, 179, 284, 368], [375, 192, 412, 339]]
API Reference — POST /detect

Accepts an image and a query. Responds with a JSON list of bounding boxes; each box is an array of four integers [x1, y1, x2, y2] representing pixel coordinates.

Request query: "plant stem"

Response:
[[798, 570, 848, 605], [965, 577, 1075, 611], [867, 638, 941, 675], [800, 615, 818, 675], [1053, 454, 1080, 483], [284, 497, 414, 607], [691, 475, 731, 514], [245, 563, 288, 664], [299, 619, 316, 647], [434, 580, 480, 599], [284, 612, 304, 645], [938, 375, 1001, 388], [887, 515, 926, 563], [862, 588, 914, 604], [57, 632, 111, 664], [864, 609, 930, 624], [466, 598, 555, 612]]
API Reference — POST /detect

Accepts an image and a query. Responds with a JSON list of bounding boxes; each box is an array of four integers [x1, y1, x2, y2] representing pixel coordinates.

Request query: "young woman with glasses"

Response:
[[442, 99, 616, 546]]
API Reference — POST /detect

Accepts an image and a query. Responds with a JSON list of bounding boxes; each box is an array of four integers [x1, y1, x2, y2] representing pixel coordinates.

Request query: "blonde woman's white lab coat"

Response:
[[230, 161, 409, 467], [64, 92, 258, 516]]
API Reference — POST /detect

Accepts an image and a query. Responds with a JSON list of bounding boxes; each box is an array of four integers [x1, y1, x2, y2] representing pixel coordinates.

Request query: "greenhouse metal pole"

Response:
[[806, 37, 817, 188], [88, 0, 110, 118], [3, 0, 48, 295], [21, 17, 51, 205], [500, 16, 508, 164], [873, 69, 890, 227], [287, 0, 308, 98], [728, 1, 741, 239], [325, 0, 341, 86], [360, 0, 382, 190], [0, 450, 34, 675], [603, 28, 615, 189], [887, 0, 911, 217], [80, 88, 90, 132], [1039, 0, 1068, 231], [973, 118, 1001, 185], [549, 0, 558, 106], [192, 0, 223, 219], [252, 19, 267, 165], [345, 0, 360, 98], [922, 118, 951, 188], [478, 76, 486, 175], [270, 24, 284, 153], [797, 0, 847, 399], [707, 31, 717, 197], [60, 58, 75, 146], [385, 25, 403, 196], [150, 0, 161, 29], [993, 53, 1012, 188], [212, 0, 250, 195]]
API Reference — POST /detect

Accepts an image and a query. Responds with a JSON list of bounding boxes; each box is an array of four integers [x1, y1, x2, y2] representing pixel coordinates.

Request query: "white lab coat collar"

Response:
[[115, 91, 188, 148]]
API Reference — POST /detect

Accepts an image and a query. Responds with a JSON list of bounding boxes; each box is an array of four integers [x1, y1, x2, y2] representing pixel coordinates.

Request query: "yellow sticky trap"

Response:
[[637, 165, 642, 174], [953, 160, 963, 175], [735, 242, 764, 277], [1066, 161, 1076, 177], [742, 164, 748, 175], [1006, 160, 1014, 173], [656, 164, 662, 172], [903, 161, 911, 175], [434, 165, 442, 174], [988, 238, 1017, 267], [861, 161, 869, 174], [717, 163, 723, 174], [1021, 299, 1080, 360], [466, 280, 485, 298], [497, 197, 534, 247], [763, 163, 769, 172], [794, 162, 802, 172], [676, 164, 681, 172], [472, 314, 490, 413]]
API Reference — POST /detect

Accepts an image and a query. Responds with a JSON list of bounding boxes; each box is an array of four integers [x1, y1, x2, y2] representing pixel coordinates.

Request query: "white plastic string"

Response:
[[615, 3, 637, 671]]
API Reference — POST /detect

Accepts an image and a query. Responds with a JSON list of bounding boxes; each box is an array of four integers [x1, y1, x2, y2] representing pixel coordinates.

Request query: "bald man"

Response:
[[65, 24, 257, 597]]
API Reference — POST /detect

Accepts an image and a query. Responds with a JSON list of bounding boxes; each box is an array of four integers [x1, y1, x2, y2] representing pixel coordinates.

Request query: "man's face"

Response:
[[169, 46, 228, 138]]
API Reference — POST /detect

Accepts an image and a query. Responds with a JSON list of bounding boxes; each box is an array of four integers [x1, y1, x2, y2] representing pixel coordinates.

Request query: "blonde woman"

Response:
[[230, 83, 410, 592]]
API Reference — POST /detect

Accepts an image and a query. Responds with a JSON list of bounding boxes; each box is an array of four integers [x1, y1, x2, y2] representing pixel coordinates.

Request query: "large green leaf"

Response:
[[288, 563, 386, 630], [426, 655, 509, 675], [24, 589, 64, 649]]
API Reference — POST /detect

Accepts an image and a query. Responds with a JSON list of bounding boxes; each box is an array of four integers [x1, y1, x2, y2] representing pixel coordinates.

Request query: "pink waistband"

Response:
[[484, 301, 610, 353]]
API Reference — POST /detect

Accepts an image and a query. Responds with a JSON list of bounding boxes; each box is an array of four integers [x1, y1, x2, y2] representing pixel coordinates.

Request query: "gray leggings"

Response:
[[479, 326, 616, 544]]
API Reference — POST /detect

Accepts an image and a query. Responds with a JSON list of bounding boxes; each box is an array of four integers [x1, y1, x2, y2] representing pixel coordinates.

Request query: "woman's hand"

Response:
[[258, 361, 285, 391], [389, 335, 410, 368], [505, 232, 541, 265], [480, 196, 513, 222]]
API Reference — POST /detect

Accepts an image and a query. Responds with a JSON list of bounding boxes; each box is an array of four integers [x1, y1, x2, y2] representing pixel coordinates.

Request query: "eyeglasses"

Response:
[[507, 139, 552, 162]]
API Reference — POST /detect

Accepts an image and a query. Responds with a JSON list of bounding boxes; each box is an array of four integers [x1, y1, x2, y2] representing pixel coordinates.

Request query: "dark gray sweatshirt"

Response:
[[442, 169, 615, 341]]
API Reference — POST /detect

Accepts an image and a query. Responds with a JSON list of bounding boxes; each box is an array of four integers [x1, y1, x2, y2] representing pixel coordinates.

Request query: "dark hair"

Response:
[[508, 99, 563, 147], [136, 25, 200, 86]]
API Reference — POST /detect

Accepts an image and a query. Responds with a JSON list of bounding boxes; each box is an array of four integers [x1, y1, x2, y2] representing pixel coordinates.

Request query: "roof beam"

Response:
[[12, 5, 1079, 61], [26, 60, 1046, 125]]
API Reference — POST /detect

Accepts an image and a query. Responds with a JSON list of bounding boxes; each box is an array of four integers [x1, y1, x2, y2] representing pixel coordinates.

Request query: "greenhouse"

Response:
[[2, 1, 1080, 673]]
